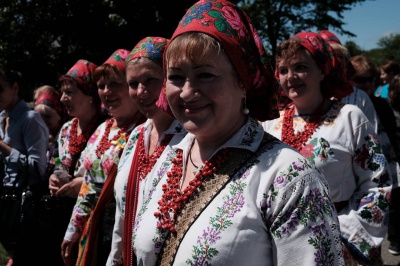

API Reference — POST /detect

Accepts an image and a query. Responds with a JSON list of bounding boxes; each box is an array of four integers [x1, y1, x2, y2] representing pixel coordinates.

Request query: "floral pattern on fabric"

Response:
[[300, 137, 334, 163], [64, 121, 137, 243], [65, 59, 98, 91], [262, 101, 392, 264], [132, 117, 344, 265], [107, 120, 186, 265]]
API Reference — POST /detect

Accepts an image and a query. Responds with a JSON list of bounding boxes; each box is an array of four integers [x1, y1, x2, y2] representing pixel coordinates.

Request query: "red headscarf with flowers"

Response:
[[160, 0, 278, 122], [126, 36, 173, 116], [103, 49, 130, 72], [290, 31, 353, 99], [318, 30, 342, 45], [35, 85, 68, 123], [64, 59, 98, 92], [318, 30, 355, 96]]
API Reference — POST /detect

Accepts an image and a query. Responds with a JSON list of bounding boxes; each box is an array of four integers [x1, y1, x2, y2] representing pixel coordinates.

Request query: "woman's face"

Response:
[[97, 74, 134, 119], [380, 69, 388, 84], [277, 49, 324, 104], [127, 60, 164, 118], [165, 50, 245, 141], [60, 83, 92, 118]]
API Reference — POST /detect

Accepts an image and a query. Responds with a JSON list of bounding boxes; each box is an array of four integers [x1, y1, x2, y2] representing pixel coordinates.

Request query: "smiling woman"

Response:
[[61, 49, 145, 266], [130, 1, 344, 265], [262, 31, 392, 265]]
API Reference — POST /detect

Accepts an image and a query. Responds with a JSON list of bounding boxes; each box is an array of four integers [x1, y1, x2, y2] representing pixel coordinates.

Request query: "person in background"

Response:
[[47, 59, 106, 266], [34, 85, 69, 150], [15, 84, 70, 265], [61, 49, 145, 266], [0, 67, 49, 266], [349, 55, 399, 174], [262, 32, 392, 265], [387, 74, 400, 256], [107, 37, 187, 266], [375, 60, 400, 99], [133, 1, 344, 265]]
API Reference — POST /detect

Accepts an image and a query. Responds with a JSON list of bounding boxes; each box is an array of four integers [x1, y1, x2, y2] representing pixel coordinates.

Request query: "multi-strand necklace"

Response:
[[95, 115, 137, 158], [154, 147, 228, 233], [137, 134, 173, 181], [281, 101, 328, 152], [68, 117, 97, 157]]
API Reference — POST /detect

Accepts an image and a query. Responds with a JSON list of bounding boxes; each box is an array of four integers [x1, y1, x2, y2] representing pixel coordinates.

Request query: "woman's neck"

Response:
[[294, 97, 327, 116], [77, 107, 98, 132], [195, 115, 247, 161], [148, 111, 174, 154]]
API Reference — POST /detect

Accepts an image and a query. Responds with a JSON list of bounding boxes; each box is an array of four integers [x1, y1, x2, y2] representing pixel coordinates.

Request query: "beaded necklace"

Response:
[[136, 133, 173, 181], [95, 115, 138, 158], [281, 101, 327, 152], [68, 117, 98, 157], [154, 147, 228, 233]]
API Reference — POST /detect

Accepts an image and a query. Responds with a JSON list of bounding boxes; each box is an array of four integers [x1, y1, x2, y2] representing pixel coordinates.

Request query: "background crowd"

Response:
[[0, 0, 399, 265]]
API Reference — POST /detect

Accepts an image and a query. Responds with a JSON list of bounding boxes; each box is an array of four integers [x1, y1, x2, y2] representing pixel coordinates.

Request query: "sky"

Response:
[[331, 0, 400, 50]]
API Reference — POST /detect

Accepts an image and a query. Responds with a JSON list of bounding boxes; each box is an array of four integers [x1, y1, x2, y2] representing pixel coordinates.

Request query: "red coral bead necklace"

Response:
[[154, 143, 228, 233], [95, 114, 139, 158], [281, 99, 328, 152], [68, 116, 98, 157]]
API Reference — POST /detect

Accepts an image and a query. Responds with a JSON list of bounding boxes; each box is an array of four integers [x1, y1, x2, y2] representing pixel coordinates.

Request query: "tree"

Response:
[[0, 0, 198, 100], [344, 40, 363, 57], [377, 33, 400, 63], [238, 0, 367, 64]]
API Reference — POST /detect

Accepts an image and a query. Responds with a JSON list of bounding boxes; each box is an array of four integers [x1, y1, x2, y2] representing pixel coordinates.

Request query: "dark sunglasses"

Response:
[[352, 76, 374, 85]]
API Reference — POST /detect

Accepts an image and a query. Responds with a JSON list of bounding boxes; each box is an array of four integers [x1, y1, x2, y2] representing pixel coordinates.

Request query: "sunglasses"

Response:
[[352, 76, 374, 85]]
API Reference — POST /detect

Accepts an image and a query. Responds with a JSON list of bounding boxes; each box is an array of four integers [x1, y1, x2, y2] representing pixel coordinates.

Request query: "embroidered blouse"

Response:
[[262, 101, 392, 263], [64, 119, 138, 243], [107, 119, 186, 266], [133, 117, 344, 265]]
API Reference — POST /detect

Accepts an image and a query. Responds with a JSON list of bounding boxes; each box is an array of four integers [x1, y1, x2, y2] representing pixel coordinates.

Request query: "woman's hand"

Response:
[[49, 173, 62, 196], [61, 239, 77, 266], [56, 176, 83, 198]]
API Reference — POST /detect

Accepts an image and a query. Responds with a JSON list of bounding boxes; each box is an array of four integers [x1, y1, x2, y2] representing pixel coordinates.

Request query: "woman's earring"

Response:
[[243, 97, 249, 115]]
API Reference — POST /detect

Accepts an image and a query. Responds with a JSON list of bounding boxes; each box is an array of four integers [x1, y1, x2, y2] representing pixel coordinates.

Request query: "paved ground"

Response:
[[382, 233, 400, 266]]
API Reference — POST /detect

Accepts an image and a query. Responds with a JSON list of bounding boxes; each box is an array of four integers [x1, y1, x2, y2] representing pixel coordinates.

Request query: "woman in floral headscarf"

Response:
[[106, 36, 187, 266], [131, 1, 343, 265], [262, 32, 392, 265], [34, 85, 69, 148], [41, 60, 106, 266], [61, 49, 145, 266]]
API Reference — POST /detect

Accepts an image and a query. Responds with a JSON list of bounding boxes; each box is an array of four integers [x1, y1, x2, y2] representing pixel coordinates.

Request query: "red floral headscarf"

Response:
[[64, 59, 98, 92], [35, 85, 68, 123], [318, 30, 355, 96], [103, 49, 130, 72], [318, 30, 342, 45], [161, 0, 278, 122], [291, 31, 352, 99]]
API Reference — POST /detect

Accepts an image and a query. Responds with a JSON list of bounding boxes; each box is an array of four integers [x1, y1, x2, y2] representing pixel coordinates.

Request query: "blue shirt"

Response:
[[375, 84, 389, 99], [0, 100, 49, 188]]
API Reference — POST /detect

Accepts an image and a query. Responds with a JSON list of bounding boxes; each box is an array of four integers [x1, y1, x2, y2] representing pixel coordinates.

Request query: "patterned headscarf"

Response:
[[103, 49, 130, 72], [318, 30, 355, 96], [65, 59, 98, 92], [126, 37, 167, 66], [318, 30, 341, 45], [34, 85, 68, 123], [161, 0, 279, 122], [291, 32, 352, 99], [126, 37, 172, 116]]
